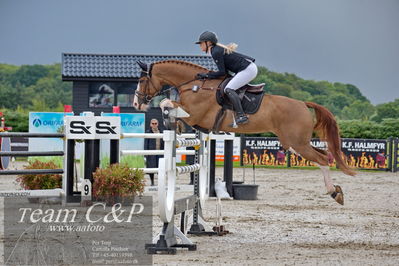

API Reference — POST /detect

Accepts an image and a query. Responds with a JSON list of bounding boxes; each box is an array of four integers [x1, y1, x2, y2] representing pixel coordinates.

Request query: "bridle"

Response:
[[135, 63, 200, 107], [135, 70, 158, 107]]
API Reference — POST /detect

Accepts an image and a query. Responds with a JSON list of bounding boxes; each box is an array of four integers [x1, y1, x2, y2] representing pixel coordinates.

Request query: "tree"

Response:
[[372, 99, 399, 122], [11, 65, 49, 87], [327, 93, 352, 111], [290, 90, 312, 101], [269, 82, 293, 97], [341, 100, 375, 120]]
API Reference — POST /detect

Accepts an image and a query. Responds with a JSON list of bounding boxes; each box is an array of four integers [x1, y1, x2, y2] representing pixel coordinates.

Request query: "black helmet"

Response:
[[195, 31, 218, 44]]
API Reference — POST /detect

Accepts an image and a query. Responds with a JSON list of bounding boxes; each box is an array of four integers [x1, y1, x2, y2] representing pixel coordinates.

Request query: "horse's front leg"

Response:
[[159, 99, 194, 123], [159, 99, 193, 133], [159, 98, 179, 110]]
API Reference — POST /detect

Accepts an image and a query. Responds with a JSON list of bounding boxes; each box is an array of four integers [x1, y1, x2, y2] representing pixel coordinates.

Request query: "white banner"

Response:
[[65, 116, 121, 140]]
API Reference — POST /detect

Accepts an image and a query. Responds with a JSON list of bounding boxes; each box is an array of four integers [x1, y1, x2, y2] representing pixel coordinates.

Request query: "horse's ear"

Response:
[[137, 60, 148, 72]]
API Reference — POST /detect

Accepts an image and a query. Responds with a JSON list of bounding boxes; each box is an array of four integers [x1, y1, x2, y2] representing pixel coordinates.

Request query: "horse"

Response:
[[133, 60, 356, 205]]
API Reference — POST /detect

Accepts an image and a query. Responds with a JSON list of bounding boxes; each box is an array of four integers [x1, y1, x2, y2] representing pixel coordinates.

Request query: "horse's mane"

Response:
[[153, 60, 209, 72]]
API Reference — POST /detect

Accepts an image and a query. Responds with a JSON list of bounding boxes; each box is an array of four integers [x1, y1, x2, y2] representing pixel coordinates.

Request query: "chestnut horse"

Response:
[[133, 60, 356, 205]]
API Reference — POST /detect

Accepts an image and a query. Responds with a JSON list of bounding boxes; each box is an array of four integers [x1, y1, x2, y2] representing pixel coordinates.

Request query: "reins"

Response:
[[180, 79, 224, 95], [135, 61, 223, 106]]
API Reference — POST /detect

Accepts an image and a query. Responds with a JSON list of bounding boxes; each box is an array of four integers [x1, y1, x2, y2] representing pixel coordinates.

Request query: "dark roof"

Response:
[[62, 53, 217, 81]]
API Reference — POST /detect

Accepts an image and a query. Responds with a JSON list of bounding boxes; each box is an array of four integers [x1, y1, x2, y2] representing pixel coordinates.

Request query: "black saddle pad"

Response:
[[216, 89, 265, 114]]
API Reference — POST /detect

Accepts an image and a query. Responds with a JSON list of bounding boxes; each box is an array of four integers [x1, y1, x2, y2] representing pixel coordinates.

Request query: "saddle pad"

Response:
[[216, 90, 265, 115]]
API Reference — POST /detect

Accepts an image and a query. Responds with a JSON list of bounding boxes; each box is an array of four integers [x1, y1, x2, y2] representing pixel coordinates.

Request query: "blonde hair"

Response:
[[216, 42, 238, 54]]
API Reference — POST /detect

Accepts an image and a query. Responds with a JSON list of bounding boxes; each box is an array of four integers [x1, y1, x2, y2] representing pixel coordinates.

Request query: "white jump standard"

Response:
[[143, 107, 217, 254]]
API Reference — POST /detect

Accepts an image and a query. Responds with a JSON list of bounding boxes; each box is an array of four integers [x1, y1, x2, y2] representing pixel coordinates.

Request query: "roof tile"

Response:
[[62, 53, 217, 79]]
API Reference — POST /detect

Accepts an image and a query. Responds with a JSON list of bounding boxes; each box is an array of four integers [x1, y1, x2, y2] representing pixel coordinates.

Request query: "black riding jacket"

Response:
[[207, 45, 255, 79]]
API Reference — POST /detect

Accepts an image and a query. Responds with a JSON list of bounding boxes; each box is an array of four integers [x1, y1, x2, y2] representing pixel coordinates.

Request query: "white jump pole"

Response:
[[121, 149, 195, 156], [122, 133, 196, 139]]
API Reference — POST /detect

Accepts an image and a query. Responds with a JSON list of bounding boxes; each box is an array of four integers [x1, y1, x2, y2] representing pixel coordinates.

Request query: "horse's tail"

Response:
[[305, 102, 356, 176]]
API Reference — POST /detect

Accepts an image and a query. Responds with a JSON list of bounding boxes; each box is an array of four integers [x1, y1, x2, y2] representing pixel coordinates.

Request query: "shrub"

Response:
[[338, 119, 399, 139], [92, 164, 145, 202], [16, 160, 62, 189]]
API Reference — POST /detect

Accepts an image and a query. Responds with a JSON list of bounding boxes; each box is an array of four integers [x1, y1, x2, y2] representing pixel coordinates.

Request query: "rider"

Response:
[[195, 31, 258, 125]]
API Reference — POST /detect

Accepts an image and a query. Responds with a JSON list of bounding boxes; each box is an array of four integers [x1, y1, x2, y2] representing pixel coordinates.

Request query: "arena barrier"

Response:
[[240, 136, 399, 172], [0, 115, 122, 203], [0, 132, 68, 199]]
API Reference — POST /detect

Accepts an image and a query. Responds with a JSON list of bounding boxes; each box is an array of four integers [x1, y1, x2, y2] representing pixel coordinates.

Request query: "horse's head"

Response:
[[133, 61, 162, 111]]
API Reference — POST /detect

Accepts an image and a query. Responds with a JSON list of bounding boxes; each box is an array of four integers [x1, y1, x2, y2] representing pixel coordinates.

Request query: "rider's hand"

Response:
[[196, 73, 209, 79]]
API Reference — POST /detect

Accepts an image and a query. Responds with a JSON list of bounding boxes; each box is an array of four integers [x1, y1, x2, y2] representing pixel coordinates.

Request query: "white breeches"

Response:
[[225, 62, 258, 91]]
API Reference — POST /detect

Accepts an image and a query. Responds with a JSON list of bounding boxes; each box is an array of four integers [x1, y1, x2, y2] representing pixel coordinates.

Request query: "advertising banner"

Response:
[[101, 113, 145, 157], [240, 137, 286, 166], [29, 112, 73, 151], [240, 137, 389, 170], [288, 139, 334, 168], [341, 138, 388, 170], [215, 137, 241, 162]]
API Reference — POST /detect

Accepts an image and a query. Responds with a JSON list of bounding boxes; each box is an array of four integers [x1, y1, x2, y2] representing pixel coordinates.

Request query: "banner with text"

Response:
[[240, 137, 389, 170]]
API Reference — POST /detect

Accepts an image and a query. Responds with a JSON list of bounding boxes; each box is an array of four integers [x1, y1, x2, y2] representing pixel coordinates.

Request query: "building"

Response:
[[61, 53, 216, 129]]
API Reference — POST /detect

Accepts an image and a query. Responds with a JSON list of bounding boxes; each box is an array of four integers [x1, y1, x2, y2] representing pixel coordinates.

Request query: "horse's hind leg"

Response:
[[289, 144, 344, 205]]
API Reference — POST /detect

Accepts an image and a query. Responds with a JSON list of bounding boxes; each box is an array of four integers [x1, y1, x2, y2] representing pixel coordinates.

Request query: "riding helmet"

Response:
[[195, 31, 218, 44]]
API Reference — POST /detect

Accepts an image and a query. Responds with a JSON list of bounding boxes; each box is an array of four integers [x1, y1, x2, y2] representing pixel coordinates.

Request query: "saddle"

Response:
[[216, 77, 265, 114], [209, 77, 265, 132]]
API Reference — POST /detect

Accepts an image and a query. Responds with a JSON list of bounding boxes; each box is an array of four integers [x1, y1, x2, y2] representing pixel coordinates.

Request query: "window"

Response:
[[89, 82, 137, 108]]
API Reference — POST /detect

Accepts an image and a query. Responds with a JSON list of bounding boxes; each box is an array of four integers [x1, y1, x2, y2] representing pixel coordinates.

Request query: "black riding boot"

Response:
[[225, 88, 248, 125]]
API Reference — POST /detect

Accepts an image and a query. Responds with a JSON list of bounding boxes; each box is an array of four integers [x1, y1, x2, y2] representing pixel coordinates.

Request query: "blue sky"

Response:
[[0, 0, 398, 104]]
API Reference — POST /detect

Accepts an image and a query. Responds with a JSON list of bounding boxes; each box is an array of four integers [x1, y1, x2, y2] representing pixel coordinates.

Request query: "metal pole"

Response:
[[224, 139, 233, 197], [387, 137, 392, 172], [0, 132, 64, 138], [209, 139, 216, 197], [110, 139, 119, 164], [84, 139, 99, 183], [394, 138, 398, 173], [66, 139, 75, 201]]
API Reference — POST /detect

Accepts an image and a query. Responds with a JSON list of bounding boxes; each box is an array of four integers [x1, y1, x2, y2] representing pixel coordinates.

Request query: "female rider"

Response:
[[195, 31, 258, 125]]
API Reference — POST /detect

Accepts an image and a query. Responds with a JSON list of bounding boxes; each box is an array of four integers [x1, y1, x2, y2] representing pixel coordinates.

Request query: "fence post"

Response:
[[84, 139, 100, 183], [224, 139, 233, 197], [65, 139, 75, 201], [393, 138, 399, 172], [110, 139, 119, 165], [209, 139, 216, 197]]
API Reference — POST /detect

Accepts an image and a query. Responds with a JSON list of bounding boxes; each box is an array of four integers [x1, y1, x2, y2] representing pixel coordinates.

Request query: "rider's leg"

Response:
[[224, 62, 258, 125], [225, 88, 248, 125]]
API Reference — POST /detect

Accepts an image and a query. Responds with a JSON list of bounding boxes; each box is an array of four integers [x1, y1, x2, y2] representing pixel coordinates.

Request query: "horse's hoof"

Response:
[[331, 185, 344, 205]]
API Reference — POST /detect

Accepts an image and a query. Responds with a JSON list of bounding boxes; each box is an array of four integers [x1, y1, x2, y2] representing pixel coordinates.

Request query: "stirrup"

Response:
[[229, 114, 248, 127], [236, 115, 249, 125]]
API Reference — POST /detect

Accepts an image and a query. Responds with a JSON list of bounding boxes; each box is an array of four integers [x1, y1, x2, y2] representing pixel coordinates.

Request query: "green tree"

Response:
[[290, 90, 312, 101], [11, 65, 49, 87], [327, 93, 352, 111], [0, 64, 18, 83], [269, 82, 293, 97], [341, 100, 375, 120], [372, 99, 399, 122]]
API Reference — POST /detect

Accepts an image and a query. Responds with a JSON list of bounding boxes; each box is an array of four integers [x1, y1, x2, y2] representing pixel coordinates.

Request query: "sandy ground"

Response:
[[1, 162, 399, 265]]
